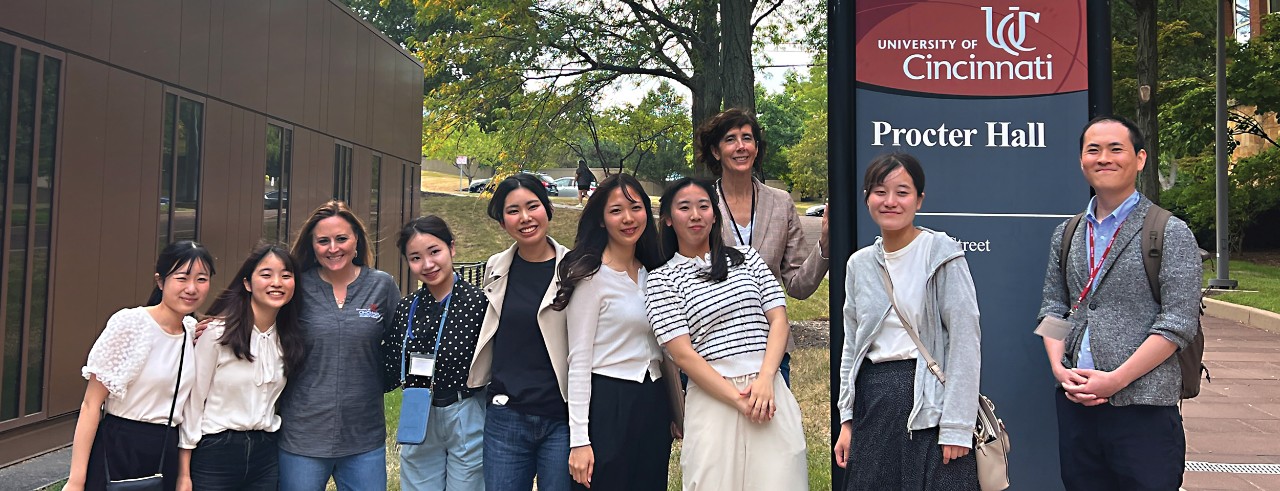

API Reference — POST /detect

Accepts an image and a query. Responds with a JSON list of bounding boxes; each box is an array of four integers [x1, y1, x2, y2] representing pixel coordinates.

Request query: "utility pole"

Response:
[[1209, 0, 1238, 289]]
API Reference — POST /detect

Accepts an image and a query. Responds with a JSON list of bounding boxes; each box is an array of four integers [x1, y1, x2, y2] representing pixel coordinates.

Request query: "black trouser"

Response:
[[1055, 392, 1185, 491], [570, 373, 673, 491], [85, 414, 180, 491], [190, 429, 280, 490]]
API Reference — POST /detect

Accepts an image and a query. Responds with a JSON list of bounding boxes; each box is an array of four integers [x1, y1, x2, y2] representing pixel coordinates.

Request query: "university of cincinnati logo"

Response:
[[982, 6, 1040, 56]]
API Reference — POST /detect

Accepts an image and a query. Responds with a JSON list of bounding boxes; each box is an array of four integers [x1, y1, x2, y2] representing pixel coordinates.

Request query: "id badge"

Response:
[[1034, 315, 1072, 341], [409, 353, 436, 377]]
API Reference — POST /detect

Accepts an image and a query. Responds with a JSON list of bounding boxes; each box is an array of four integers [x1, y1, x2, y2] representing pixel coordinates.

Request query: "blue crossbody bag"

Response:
[[396, 291, 450, 445]]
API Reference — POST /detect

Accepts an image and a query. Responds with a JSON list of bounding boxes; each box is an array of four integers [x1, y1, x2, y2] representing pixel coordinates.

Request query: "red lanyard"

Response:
[[1067, 217, 1126, 317]]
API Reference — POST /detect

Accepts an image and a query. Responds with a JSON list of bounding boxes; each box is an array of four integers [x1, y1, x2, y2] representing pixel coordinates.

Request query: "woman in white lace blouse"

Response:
[[66, 241, 216, 491], [177, 243, 304, 490]]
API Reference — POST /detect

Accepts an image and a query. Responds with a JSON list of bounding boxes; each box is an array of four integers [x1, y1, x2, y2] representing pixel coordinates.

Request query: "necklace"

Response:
[[717, 178, 756, 247]]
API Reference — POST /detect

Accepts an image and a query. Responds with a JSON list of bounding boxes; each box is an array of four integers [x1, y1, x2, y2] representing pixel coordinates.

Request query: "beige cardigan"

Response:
[[466, 238, 571, 400], [719, 178, 828, 300]]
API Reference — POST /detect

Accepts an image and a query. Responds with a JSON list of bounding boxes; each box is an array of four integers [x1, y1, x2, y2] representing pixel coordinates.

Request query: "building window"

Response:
[[265, 124, 292, 243], [1271, 0, 1279, 14], [0, 42, 60, 421], [370, 155, 381, 266], [159, 93, 203, 252], [333, 143, 352, 202]]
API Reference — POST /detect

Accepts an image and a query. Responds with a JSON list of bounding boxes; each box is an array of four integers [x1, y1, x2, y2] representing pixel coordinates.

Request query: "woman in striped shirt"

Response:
[[644, 177, 807, 490]]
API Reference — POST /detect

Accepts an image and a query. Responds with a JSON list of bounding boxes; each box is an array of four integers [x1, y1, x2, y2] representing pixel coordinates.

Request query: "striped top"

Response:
[[645, 246, 787, 378]]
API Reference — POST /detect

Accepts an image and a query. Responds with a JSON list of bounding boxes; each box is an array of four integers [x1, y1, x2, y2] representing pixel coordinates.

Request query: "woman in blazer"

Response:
[[467, 173, 572, 491], [696, 108, 829, 384]]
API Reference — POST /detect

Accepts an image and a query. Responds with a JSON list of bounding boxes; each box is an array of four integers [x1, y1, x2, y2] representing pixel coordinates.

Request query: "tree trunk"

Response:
[[1134, 0, 1160, 204], [689, 0, 722, 177], [719, 0, 755, 113]]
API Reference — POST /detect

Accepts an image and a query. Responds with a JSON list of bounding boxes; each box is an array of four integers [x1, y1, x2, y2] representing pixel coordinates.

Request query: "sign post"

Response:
[[833, 1, 1092, 488]]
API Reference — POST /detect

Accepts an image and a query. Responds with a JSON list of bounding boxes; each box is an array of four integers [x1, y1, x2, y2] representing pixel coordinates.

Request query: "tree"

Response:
[[783, 55, 827, 200], [1163, 147, 1280, 252], [556, 83, 693, 185], [406, 0, 812, 175]]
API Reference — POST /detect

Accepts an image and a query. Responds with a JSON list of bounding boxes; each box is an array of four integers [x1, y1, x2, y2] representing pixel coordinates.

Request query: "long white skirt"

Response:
[[682, 372, 808, 491]]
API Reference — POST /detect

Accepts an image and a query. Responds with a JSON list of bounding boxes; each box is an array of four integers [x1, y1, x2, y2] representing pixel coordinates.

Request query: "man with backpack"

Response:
[[1035, 115, 1203, 491]]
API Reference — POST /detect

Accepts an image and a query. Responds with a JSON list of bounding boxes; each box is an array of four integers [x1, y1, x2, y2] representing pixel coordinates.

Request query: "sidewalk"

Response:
[[1182, 315, 1280, 490]]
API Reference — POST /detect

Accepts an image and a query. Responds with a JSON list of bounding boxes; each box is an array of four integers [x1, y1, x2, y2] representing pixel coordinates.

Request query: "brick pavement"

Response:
[[1182, 316, 1280, 491]]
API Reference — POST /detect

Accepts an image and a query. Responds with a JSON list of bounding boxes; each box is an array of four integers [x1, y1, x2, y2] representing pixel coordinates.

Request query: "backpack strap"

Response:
[[1059, 212, 1085, 300], [1142, 205, 1173, 305]]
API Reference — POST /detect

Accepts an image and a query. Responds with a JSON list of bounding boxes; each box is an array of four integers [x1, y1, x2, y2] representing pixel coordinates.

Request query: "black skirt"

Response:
[[844, 359, 978, 491], [84, 414, 181, 491], [570, 373, 673, 491]]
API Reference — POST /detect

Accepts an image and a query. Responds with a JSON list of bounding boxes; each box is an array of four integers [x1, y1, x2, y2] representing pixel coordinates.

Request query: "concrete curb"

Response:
[[1204, 297, 1280, 335]]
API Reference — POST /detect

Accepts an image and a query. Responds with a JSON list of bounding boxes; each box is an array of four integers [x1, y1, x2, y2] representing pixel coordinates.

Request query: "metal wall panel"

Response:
[[98, 69, 147, 322], [42, 0, 92, 55], [206, 0, 225, 97], [46, 55, 107, 416], [353, 30, 371, 146], [370, 44, 395, 153], [302, 0, 326, 129], [134, 81, 163, 287], [287, 127, 312, 240], [398, 59, 423, 160], [325, 8, 357, 140], [179, 0, 212, 93], [217, 0, 270, 110], [267, 0, 308, 124], [0, 0, 47, 39], [108, 0, 180, 83], [201, 101, 233, 270]]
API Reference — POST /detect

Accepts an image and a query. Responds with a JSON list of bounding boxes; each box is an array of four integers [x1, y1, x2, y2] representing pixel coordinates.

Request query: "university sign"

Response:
[[849, 1, 1092, 488]]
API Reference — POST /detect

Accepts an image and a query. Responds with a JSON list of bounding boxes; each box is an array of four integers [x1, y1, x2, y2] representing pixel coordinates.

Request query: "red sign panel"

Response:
[[856, 0, 1089, 96]]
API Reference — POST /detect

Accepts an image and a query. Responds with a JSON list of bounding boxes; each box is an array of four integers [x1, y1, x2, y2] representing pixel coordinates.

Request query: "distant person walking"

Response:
[[575, 160, 596, 206]]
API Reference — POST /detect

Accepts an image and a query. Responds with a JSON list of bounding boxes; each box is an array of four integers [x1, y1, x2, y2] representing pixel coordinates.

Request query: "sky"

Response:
[[602, 48, 818, 108]]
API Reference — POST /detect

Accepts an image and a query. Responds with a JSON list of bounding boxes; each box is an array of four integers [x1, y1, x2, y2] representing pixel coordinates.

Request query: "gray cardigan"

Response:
[[839, 228, 982, 447], [1037, 195, 1202, 407]]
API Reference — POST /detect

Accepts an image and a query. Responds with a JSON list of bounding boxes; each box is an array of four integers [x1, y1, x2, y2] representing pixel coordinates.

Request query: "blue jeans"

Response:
[[400, 395, 485, 491], [278, 445, 386, 491], [189, 430, 279, 490], [483, 402, 570, 491]]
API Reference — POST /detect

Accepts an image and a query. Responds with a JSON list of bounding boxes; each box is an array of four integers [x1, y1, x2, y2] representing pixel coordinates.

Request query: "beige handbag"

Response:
[[878, 266, 1011, 491]]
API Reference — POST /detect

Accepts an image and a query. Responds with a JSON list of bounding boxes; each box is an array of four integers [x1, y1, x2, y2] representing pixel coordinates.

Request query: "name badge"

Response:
[[409, 353, 436, 377], [1034, 315, 1072, 341]]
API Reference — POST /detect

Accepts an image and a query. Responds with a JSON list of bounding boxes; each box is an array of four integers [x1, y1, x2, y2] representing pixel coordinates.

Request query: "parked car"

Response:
[[264, 190, 288, 209], [521, 171, 558, 196], [805, 204, 826, 217], [466, 178, 492, 193], [553, 177, 596, 197]]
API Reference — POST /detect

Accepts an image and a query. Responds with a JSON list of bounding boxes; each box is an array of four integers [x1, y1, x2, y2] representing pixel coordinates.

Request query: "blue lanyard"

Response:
[[399, 285, 452, 386]]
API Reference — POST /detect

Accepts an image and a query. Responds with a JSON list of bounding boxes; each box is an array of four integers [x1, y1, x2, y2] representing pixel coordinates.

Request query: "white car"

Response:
[[805, 204, 826, 217]]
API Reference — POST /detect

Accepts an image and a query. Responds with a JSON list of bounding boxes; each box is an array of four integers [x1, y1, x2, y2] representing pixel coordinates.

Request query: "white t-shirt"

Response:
[[83, 307, 195, 425], [180, 321, 286, 448], [868, 234, 927, 363]]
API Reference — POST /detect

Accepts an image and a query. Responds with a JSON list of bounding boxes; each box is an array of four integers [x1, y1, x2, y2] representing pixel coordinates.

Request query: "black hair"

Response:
[[146, 240, 216, 308], [397, 215, 455, 257], [1079, 115, 1146, 153], [486, 173, 554, 223], [695, 108, 767, 178], [289, 200, 373, 271], [657, 177, 744, 282], [205, 243, 304, 379], [551, 174, 662, 310], [863, 153, 926, 202]]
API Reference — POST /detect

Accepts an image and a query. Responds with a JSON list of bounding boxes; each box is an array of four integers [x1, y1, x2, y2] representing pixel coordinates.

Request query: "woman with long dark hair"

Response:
[[467, 173, 571, 491], [278, 200, 402, 490], [66, 241, 215, 491], [382, 215, 488, 490], [644, 178, 807, 490], [833, 153, 981, 490], [551, 174, 672, 490], [176, 243, 303, 490], [695, 108, 830, 385]]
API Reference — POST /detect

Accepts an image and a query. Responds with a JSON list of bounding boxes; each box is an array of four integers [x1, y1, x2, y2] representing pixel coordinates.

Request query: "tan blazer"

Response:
[[466, 238, 571, 401], [719, 179, 829, 300]]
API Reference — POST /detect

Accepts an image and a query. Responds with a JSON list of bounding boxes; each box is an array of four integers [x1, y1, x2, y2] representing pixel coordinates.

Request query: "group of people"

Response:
[[62, 109, 1199, 491]]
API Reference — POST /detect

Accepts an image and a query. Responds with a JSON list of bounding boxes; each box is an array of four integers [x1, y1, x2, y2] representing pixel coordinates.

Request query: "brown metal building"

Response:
[[0, 0, 424, 466]]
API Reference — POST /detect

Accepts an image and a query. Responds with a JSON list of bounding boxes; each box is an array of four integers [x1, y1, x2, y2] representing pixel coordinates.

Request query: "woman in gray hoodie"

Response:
[[833, 153, 982, 490]]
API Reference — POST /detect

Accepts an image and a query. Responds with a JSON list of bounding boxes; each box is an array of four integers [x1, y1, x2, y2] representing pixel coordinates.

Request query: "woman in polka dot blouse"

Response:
[[382, 215, 488, 490]]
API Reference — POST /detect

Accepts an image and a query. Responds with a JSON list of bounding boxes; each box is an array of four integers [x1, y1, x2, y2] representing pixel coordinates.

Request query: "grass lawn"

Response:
[[1204, 259, 1280, 313]]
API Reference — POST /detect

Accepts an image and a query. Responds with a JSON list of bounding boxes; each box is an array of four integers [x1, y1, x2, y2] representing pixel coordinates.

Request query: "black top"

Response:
[[382, 278, 487, 392], [576, 167, 596, 187], [489, 254, 565, 418]]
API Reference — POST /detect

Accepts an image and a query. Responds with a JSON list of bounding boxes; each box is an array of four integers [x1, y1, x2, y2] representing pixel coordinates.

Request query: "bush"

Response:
[[1163, 147, 1280, 252]]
